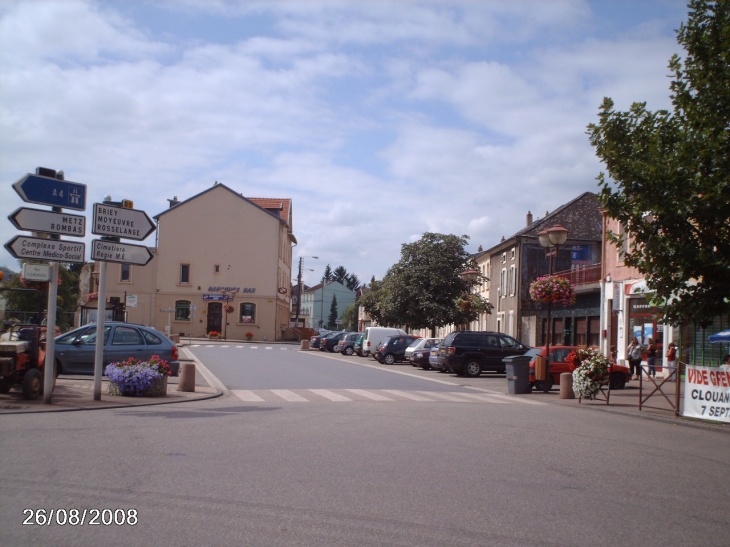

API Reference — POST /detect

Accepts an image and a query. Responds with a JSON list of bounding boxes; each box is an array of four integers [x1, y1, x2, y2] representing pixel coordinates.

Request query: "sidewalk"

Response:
[[525, 376, 730, 433], [0, 372, 221, 415]]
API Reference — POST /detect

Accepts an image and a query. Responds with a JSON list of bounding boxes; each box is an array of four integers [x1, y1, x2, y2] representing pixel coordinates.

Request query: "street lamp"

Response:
[[221, 289, 237, 340], [537, 224, 569, 394], [295, 256, 318, 328]]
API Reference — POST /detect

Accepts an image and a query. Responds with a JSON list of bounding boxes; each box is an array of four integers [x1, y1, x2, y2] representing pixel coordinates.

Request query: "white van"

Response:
[[361, 327, 408, 357]]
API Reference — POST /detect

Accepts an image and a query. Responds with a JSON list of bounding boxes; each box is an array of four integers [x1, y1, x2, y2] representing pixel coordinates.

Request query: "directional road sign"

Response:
[[8, 207, 86, 237], [5, 235, 85, 263], [92, 203, 156, 241], [12, 174, 87, 211], [91, 239, 154, 265]]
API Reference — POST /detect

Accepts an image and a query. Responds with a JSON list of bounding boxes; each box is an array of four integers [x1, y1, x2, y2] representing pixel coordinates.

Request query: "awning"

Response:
[[625, 280, 653, 295], [709, 330, 730, 343]]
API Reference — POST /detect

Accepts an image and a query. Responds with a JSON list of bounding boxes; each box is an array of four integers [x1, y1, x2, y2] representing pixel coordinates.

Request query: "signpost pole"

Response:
[[93, 196, 113, 401], [43, 261, 59, 404]]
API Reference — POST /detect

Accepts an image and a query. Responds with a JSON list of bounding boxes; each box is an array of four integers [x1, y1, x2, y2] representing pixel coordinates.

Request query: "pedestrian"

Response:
[[627, 337, 643, 380], [665, 342, 677, 380], [721, 354, 730, 372], [646, 338, 657, 379]]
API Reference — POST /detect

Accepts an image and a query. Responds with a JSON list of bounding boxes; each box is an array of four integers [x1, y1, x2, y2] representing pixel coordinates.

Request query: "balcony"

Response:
[[555, 264, 601, 292]]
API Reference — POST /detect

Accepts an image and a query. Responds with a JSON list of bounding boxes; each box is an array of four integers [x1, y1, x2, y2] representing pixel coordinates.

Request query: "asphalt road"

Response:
[[1, 344, 728, 547]]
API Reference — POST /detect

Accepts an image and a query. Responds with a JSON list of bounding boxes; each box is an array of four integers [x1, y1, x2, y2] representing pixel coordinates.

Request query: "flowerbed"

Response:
[[529, 275, 576, 306], [105, 355, 171, 397], [569, 347, 609, 400]]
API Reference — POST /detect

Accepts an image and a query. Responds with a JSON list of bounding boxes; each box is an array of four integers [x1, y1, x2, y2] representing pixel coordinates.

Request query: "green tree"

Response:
[[374, 233, 491, 333], [587, 0, 730, 326], [321, 264, 333, 284], [327, 294, 338, 329], [341, 302, 358, 331], [359, 278, 387, 327]]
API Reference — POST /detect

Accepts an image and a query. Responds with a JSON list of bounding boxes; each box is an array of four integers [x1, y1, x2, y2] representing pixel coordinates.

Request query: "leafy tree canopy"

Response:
[[364, 233, 492, 332], [322, 264, 360, 291], [587, 0, 730, 327]]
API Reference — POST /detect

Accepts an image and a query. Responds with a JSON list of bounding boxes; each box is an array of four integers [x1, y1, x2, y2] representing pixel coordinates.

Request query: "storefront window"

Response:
[[175, 300, 191, 321], [240, 303, 256, 324]]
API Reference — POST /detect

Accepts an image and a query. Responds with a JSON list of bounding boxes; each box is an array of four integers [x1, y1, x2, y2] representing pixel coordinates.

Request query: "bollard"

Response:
[[560, 373, 575, 399], [300, 339, 310, 350], [177, 363, 196, 392]]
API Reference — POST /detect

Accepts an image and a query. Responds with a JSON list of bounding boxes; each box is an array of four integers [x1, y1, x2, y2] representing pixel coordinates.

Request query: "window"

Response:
[[179, 263, 190, 284], [510, 248, 516, 260], [143, 330, 163, 345], [175, 300, 191, 321], [240, 303, 256, 323], [501, 252, 506, 263], [120, 264, 131, 282], [500, 269, 507, 297], [214, 264, 220, 273], [508, 265, 516, 296], [111, 326, 143, 346]]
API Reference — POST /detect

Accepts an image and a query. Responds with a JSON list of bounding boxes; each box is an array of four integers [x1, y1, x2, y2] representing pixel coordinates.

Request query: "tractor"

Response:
[[0, 322, 47, 399]]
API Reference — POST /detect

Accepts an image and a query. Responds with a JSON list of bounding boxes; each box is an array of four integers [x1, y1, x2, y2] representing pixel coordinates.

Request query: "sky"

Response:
[[0, 0, 689, 287]]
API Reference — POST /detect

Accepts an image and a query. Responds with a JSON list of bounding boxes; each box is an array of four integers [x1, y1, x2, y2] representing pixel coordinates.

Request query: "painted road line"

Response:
[[345, 389, 394, 401], [271, 389, 309, 402], [309, 389, 352, 402], [250, 346, 259, 350], [456, 392, 510, 404], [236, 345, 244, 348], [232, 390, 265, 402], [418, 391, 472, 402], [265, 347, 273, 350], [180, 347, 227, 392], [381, 390, 434, 402]]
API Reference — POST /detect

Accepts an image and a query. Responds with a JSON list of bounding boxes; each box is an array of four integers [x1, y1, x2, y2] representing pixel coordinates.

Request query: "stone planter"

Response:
[[108, 375, 168, 397]]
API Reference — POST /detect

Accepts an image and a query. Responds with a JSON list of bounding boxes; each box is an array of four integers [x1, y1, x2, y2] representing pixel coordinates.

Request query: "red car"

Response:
[[525, 346, 631, 392]]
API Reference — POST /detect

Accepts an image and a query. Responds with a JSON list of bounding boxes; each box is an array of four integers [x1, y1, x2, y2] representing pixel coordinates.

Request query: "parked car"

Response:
[[320, 331, 349, 352], [335, 332, 361, 355], [437, 331, 529, 377], [374, 335, 421, 364], [406, 338, 441, 368], [524, 346, 631, 391], [428, 346, 444, 371], [310, 330, 332, 349], [54, 322, 180, 376], [361, 326, 408, 357], [353, 333, 364, 356]]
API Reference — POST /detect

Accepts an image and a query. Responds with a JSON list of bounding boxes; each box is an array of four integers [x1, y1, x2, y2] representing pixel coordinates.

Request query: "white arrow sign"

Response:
[[92, 203, 156, 241], [5, 235, 85, 263], [91, 239, 154, 265], [8, 207, 86, 237]]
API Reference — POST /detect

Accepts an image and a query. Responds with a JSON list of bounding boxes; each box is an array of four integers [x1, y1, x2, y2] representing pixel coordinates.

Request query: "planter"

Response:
[[109, 375, 167, 397]]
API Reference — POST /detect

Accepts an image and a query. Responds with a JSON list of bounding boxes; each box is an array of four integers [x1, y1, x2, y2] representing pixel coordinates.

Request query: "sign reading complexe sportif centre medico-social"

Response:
[[683, 364, 730, 423]]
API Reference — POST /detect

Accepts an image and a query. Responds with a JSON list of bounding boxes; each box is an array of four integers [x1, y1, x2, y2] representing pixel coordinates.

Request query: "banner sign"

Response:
[[682, 364, 730, 423]]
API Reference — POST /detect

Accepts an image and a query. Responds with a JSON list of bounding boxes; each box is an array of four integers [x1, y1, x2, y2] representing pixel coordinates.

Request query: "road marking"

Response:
[[221, 345, 230, 348], [417, 391, 471, 402], [455, 392, 510, 404], [271, 389, 309, 402], [236, 345, 244, 348], [232, 390, 265, 402], [179, 347, 227, 392], [250, 346, 259, 350], [309, 389, 352, 401], [265, 347, 273, 350], [381, 389, 434, 401], [345, 389, 394, 401]]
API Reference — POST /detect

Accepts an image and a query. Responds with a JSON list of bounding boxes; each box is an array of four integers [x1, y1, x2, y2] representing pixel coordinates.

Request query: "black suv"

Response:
[[374, 335, 421, 365], [319, 331, 349, 352], [437, 331, 529, 377]]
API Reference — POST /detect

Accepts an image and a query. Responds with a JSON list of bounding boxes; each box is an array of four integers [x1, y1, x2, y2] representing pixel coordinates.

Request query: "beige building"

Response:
[[95, 182, 295, 341]]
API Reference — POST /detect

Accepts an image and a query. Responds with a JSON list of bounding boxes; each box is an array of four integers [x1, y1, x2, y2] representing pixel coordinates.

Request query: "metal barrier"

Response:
[[639, 362, 682, 417]]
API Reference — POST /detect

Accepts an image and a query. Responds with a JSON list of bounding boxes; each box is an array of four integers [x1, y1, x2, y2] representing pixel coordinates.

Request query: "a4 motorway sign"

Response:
[[12, 173, 87, 211]]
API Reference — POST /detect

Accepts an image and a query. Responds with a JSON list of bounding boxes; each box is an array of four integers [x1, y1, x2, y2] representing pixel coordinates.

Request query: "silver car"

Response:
[[54, 322, 180, 376]]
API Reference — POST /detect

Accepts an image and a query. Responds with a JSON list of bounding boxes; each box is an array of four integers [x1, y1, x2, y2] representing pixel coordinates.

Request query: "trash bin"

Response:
[[503, 355, 532, 394]]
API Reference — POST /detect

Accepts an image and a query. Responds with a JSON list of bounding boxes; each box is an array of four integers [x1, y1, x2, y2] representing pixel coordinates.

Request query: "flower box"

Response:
[[105, 356, 171, 397]]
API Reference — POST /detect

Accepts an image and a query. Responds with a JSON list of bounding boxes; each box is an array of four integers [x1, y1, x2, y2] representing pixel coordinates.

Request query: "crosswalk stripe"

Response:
[[232, 390, 265, 402], [309, 389, 352, 401], [455, 392, 510, 404], [417, 391, 471, 402], [236, 345, 244, 348], [381, 389, 434, 401], [250, 346, 259, 350], [345, 389, 394, 401], [265, 347, 273, 350], [271, 389, 309, 402]]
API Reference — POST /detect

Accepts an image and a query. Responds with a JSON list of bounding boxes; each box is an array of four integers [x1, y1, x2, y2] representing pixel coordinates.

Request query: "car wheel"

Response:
[[344, 347, 354, 356], [383, 354, 396, 365], [22, 368, 43, 400], [464, 360, 481, 378], [609, 372, 626, 390]]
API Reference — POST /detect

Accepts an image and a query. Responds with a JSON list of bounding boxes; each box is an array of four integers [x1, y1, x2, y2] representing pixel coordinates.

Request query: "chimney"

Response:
[[167, 196, 179, 208], [526, 211, 533, 226]]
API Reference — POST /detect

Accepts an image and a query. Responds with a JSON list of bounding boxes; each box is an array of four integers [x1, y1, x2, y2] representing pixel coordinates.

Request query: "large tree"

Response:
[[322, 264, 360, 291], [587, 0, 730, 327], [369, 233, 491, 333]]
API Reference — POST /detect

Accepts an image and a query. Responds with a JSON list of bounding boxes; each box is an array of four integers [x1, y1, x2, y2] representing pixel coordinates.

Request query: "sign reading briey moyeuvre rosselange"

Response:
[[92, 203, 155, 241]]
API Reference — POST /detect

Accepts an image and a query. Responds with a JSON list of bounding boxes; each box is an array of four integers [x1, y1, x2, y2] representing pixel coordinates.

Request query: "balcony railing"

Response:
[[554, 264, 602, 286]]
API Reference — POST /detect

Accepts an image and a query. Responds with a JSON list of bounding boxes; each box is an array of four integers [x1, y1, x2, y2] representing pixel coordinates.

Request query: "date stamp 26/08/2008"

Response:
[[23, 508, 138, 526]]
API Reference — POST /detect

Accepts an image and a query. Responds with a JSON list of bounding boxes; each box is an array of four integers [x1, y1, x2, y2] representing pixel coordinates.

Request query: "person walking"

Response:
[[646, 338, 657, 379], [665, 342, 677, 380], [627, 337, 643, 380]]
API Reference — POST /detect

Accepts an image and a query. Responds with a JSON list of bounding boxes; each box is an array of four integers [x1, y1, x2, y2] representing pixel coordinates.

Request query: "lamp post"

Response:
[[221, 289, 237, 340], [460, 269, 480, 331], [295, 256, 318, 328], [537, 224, 569, 394]]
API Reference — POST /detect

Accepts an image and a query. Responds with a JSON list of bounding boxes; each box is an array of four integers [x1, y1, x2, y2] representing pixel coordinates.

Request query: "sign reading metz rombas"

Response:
[[8, 207, 86, 237], [5, 235, 85, 263], [92, 203, 155, 241], [91, 239, 153, 266]]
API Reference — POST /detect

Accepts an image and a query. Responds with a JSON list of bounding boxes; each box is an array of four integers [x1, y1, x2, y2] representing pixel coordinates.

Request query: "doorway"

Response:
[[207, 302, 222, 334]]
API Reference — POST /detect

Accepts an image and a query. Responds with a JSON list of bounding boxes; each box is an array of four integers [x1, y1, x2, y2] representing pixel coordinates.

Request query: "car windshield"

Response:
[[407, 339, 422, 349], [523, 348, 542, 359]]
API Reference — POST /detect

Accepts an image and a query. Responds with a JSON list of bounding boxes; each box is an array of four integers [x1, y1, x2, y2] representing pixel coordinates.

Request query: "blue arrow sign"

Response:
[[12, 173, 87, 211]]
